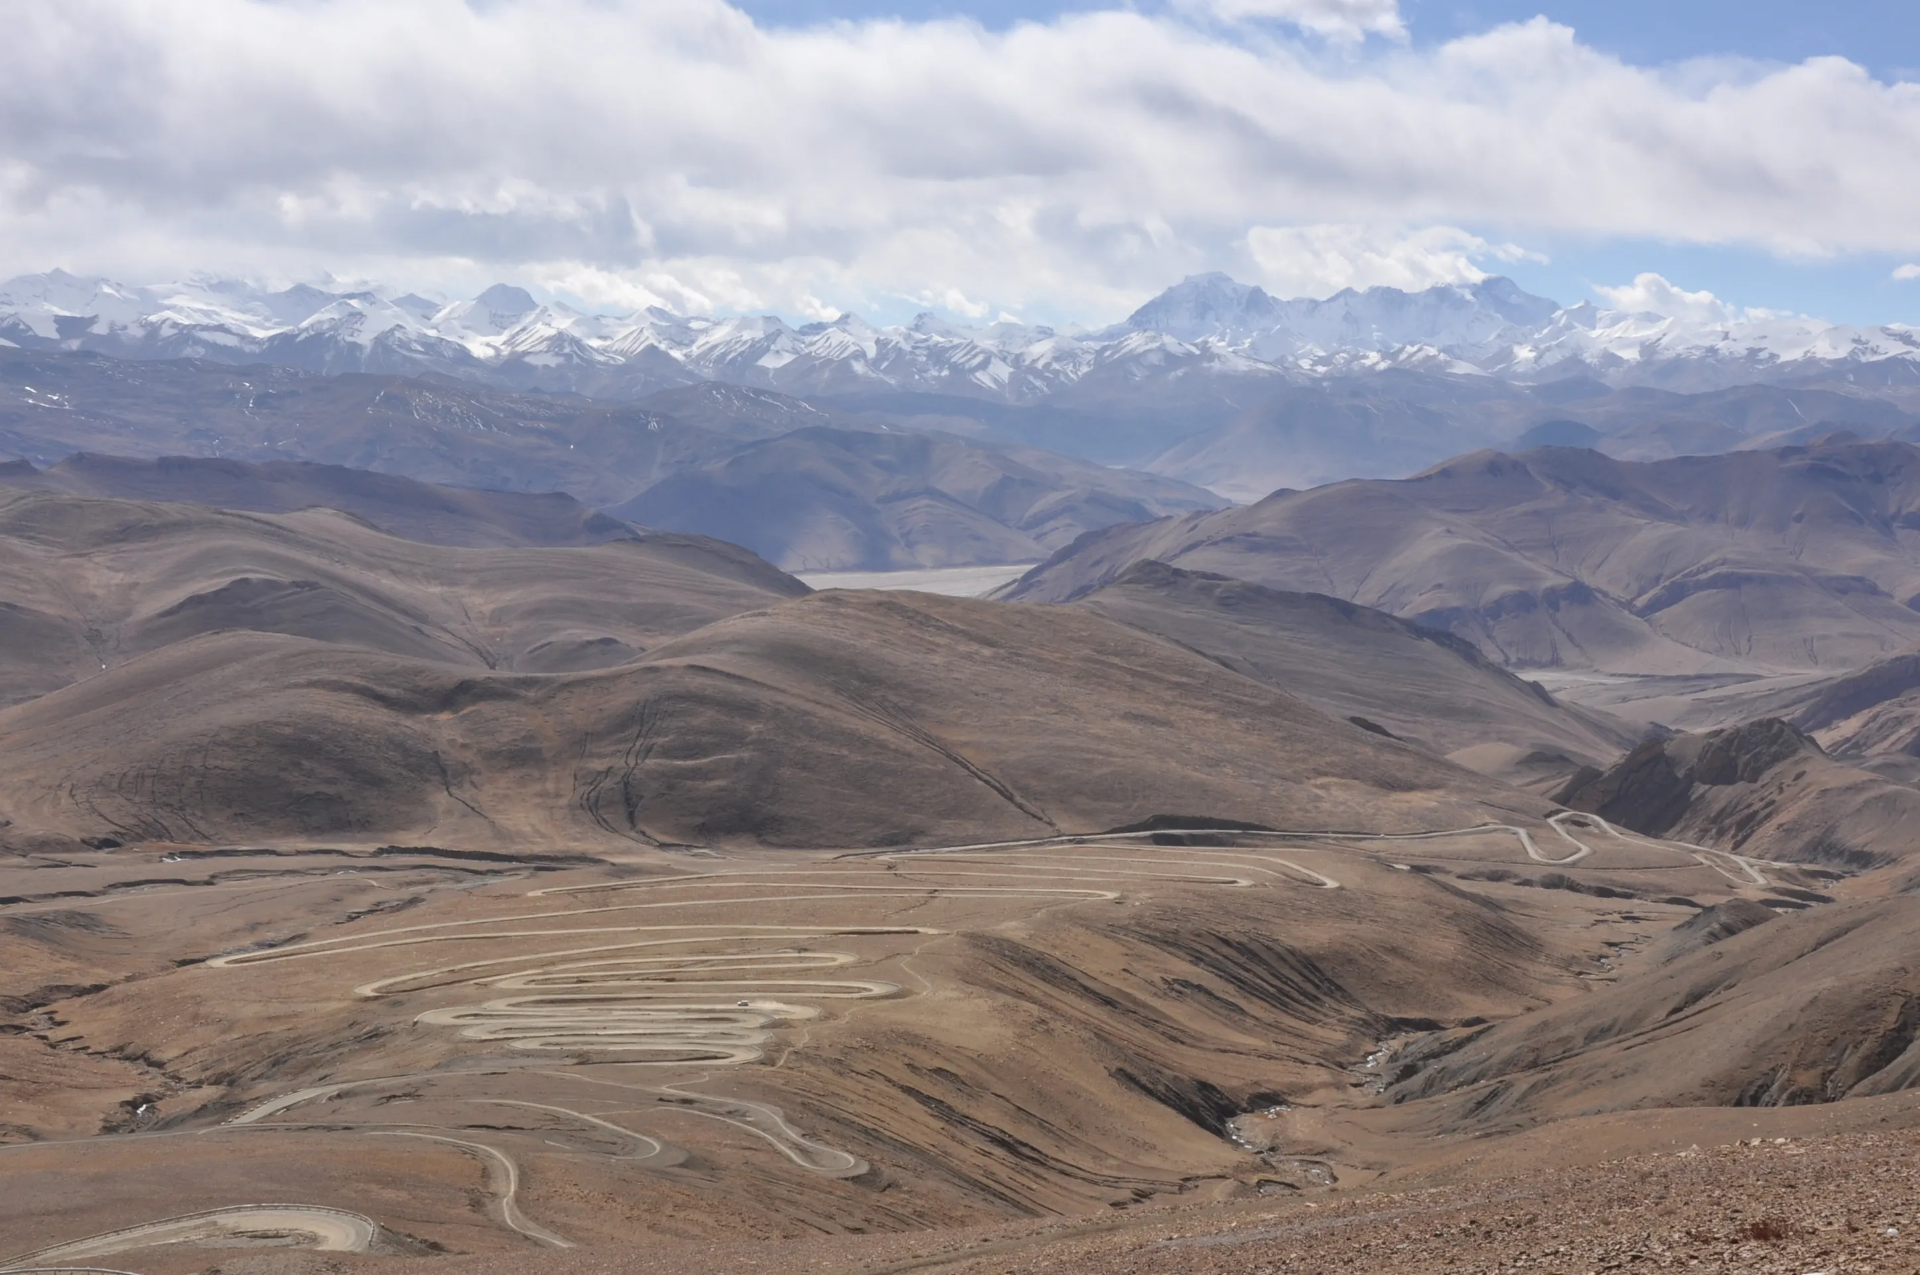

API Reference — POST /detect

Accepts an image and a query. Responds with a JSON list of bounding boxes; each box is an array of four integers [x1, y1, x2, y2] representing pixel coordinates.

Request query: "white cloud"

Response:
[[795, 294, 843, 322], [1895, 263, 1920, 280], [1593, 274, 1737, 323], [1, 3, 1919, 321], [1245, 224, 1539, 294], [1591, 273, 1786, 324], [906, 287, 992, 319], [1178, 0, 1405, 41], [540, 267, 675, 314]]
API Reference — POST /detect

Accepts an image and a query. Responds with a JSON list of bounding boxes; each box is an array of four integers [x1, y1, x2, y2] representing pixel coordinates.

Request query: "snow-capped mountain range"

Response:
[[3, 269, 1917, 401]]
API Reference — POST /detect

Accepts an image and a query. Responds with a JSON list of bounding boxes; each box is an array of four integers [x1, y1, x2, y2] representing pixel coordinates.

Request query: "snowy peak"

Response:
[[246, 283, 345, 327], [2, 270, 1916, 400], [1119, 273, 1284, 342], [1114, 273, 1563, 360], [1465, 276, 1562, 328], [1277, 279, 1550, 353], [431, 284, 548, 341], [293, 294, 424, 345]]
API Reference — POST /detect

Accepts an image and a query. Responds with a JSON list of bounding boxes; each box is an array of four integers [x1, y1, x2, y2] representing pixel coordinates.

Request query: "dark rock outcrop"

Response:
[[1556, 718, 1820, 838]]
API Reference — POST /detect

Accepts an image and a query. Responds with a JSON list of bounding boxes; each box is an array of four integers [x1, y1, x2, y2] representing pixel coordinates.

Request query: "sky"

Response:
[[2, 0, 1918, 328]]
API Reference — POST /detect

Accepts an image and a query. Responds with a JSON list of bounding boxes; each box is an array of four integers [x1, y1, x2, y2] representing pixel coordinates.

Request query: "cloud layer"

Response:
[[3, 0, 1919, 319]]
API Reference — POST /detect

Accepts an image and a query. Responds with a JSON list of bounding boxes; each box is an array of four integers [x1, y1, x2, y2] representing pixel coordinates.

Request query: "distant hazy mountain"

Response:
[[0, 452, 639, 549], [7, 269, 1918, 410], [9, 270, 1920, 508], [611, 427, 1223, 571], [1105, 272, 1562, 359], [0, 351, 1221, 570]]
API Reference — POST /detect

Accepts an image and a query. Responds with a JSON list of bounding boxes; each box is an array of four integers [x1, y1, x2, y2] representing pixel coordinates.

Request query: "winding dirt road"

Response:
[[368, 1131, 572, 1248], [191, 819, 1766, 1251], [0, 1205, 377, 1268], [860, 813, 1776, 883], [219, 824, 1760, 1120]]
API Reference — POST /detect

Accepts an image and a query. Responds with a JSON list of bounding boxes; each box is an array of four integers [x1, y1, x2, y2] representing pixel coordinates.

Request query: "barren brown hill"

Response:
[[1002, 440, 1920, 675], [0, 588, 1544, 852], [0, 489, 805, 706], [512, 1119, 1920, 1275], [1066, 560, 1637, 781], [1792, 651, 1920, 738], [0, 452, 636, 547]]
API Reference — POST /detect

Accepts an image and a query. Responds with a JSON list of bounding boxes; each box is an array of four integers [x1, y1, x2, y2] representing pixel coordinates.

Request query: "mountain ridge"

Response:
[[0, 354, 1223, 569], [8, 268, 1918, 409]]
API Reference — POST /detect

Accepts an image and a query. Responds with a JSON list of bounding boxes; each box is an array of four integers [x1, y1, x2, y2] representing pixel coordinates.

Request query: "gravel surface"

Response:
[[958, 1130, 1920, 1275]]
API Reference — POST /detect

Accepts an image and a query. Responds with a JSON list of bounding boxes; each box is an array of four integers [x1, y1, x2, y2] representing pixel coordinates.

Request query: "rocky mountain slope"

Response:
[[6, 483, 1920, 1272]]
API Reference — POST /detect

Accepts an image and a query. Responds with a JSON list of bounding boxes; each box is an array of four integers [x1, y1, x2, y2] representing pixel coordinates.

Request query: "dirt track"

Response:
[[0, 1204, 378, 1267]]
